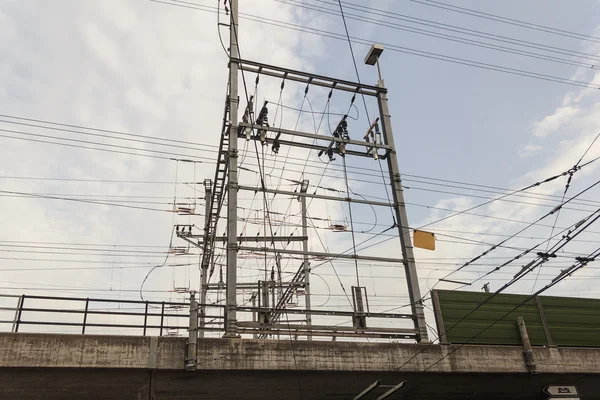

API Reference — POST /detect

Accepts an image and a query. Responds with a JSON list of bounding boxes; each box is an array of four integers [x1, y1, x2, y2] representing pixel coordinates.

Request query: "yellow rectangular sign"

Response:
[[414, 230, 435, 250]]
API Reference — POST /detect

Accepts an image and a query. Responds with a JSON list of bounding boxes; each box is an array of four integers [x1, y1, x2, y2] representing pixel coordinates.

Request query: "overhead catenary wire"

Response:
[[531, 132, 600, 292], [0, 189, 188, 214], [430, 178, 600, 288], [408, 0, 600, 43], [451, 216, 592, 290], [417, 157, 600, 230], [5, 167, 600, 209], [0, 128, 207, 162], [4, 171, 600, 214], [152, 0, 600, 89], [3, 113, 598, 209], [0, 117, 217, 154], [336, 0, 370, 289], [278, 0, 600, 69], [308, 0, 600, 60]]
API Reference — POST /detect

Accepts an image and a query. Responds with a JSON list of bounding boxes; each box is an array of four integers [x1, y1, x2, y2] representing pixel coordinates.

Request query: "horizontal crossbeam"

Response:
[[238, 185, 394, 207], [238, 123, 391, 154], [235, 58, 386, 96], [236, 306, 413, 319], [237, 245, 404, 263], [176, 234, 308, 242]]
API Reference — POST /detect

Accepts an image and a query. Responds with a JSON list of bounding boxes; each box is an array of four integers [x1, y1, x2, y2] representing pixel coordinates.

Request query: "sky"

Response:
[[0, 0, 600, 340]]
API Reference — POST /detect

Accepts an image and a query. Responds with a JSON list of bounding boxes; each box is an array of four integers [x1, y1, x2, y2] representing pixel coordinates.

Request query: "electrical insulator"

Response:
[[256, 104, 269, 127], [326, 148, 335, 162], [374, 123, 381, 145]]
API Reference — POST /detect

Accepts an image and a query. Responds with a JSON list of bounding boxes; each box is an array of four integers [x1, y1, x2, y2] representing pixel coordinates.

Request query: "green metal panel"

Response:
[[540, 295, 600, 347], [432, 290, 600, 347]]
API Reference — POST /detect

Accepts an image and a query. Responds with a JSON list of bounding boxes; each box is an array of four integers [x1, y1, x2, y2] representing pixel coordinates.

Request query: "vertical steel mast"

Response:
[[224, 0, 240, 337]]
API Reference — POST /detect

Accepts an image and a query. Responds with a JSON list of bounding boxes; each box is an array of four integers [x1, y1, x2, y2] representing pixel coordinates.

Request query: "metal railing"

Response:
[[0, 293, 416, 340], [0, 294, 224, 336]]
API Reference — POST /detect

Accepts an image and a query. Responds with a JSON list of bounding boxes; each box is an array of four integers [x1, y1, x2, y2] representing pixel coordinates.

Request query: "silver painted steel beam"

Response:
[[224, 0, 240, 338], [206, 282, 305, 290], [377, 78, 429, 342], [237, 246, 405, 263], [235, 328, 415, 339], [244, 134, 383, 159], [237, 185, 393, 207], [353, 381, 381, 400], [238, 123, 392, 152], [375, 382, 406, 400], [236, 306, 413, 319], [234, 58, 385, 96], [199, 181, 212, 339], [237, 321, 417, 335], [301, 185, 312, 340], [176, 234, 308, 242]]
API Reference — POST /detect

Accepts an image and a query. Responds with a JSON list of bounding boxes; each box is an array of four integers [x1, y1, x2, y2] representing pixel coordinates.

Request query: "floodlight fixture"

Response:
[[364, 44, 384, 66]]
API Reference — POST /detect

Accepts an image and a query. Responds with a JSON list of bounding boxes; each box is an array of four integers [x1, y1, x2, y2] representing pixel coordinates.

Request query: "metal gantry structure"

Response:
[[175, 0, 428, 343]]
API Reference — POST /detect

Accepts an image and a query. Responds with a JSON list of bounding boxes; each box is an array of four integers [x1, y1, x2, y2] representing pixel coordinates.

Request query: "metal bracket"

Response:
[[517, 316, 537, 374], [258, 281, 272, 326], [352, 286, 369, 330]]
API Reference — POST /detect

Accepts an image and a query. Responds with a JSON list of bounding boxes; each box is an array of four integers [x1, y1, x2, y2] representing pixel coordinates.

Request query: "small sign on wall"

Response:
[[545, 385, 578, 399]]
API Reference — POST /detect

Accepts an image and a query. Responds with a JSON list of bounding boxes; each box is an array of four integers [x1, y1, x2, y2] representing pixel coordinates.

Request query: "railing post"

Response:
[[12, 295, 25, 333], [159, 301, 165, 337], [143, 301, 149, 336], [185, 293, 198, 371], [82, 298, 89, 334]]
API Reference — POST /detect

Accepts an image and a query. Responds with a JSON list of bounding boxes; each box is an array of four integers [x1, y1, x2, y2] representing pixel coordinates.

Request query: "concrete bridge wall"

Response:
[[1, 333, 599, 374]]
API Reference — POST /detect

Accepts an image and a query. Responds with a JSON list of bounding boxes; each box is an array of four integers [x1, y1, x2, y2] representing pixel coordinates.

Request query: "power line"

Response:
[[0, 127, 207, 162], [0, 243, 180, 254], [531, 132, 600, 292], [336, 0, 367, 290], [0, 189, 185, 213], [0, 240, 173, 248], [402, 173, 600, 208], [4, 170, 599, 214], [2, 114, 598, 209], [0, 116, 218, 152], [417, 160, 600, 230], [408, 0, 600, 43], [430, 179, 600, 285], [279, 0, 600, 69], [0, 131, 206, 162], [152, 0, 599, 89], [312, 0, 600, 59], [3, 167, 600, 208]]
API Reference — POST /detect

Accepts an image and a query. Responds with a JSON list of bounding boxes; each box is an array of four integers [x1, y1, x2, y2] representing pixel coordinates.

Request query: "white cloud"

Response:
[[532, 106, 580, 137], [518, 144, 543, 158]]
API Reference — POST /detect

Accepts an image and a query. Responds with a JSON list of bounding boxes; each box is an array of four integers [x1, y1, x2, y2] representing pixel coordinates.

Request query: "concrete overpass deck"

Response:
[[0, 333, 599, 399]]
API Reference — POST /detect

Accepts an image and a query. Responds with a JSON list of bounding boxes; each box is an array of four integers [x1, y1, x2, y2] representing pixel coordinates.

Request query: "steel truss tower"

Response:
[[176, 0, 429, 342]]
